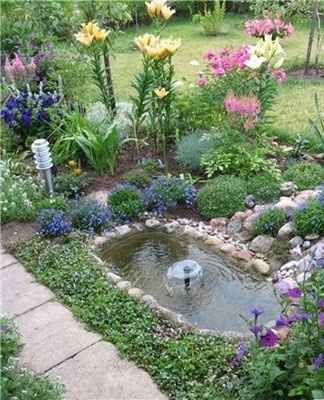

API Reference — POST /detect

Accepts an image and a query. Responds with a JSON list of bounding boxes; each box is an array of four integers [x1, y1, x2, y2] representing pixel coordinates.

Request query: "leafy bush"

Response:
[[197, 175, 247, 218], [107, 183, 147, 223], [292, 199, 324, 237], [252, 207, 286, 237], [69, 197, 110, 234], [0, 160, 48, 224], [0, 315, 63, 400], [175, 131, 214, 174], [246, 173, 282, 204], [36, 209, 73, 237], [54, 170, 90, 198], [193, 0, 226, 36], [282, 162, 324, 190], [122, 169, 152, 188], [145, 175, 196, 214]]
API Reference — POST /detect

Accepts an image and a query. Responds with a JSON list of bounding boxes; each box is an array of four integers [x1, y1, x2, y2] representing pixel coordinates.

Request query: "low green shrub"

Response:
[[282, 162, 324, 190], [107, 183, 147, 223], [252, 207, 286, 237], [197, 175, 247, 218], [145, 175, 196, 214], [292, 199, 324, 237], [246, 173, 282, 204], [122, 169, 152, 188], [54, 171, 90, 198], [0, 315, 63, 400], [175, 131, 214, 174]]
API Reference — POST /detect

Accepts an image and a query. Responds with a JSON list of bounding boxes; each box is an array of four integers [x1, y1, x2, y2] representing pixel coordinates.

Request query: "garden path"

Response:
[[0, 248, 167, 400]]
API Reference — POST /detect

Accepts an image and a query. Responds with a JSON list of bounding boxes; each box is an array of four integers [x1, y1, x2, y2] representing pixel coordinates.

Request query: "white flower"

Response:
[[172, 80, 184, 90], [189, 60, 200, 66]]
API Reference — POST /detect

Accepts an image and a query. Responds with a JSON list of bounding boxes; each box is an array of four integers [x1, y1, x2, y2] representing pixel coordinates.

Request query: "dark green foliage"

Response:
[[197, 175, 247, 218], [54, 171, 90, 198], [122, 169, 152, 188], [292, 199, 324, 237], [175, 131, 214, 174], [11, 234, 240, 400], [107, 183, 147, 223], [282, 162, 324, 190], [0, 316, 21, 365], [246, 173, 282, 204], [252, 207, 286, 237]]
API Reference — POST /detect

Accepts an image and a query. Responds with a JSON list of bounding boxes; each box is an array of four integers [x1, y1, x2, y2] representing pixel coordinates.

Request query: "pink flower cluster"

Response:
[[4, 53, 37, 81], [271, 68, 287, 83], [203, 45, 251, 77], [244, 17, 294, 39], [224, 92, 261, 132]]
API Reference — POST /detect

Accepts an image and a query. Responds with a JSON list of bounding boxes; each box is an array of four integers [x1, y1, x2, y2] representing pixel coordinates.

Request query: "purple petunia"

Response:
[[288, 287, 303, 299], [229, 342, 247, 369], [250, 308, 264, 319], [259, 329, 278, 347], [249, 325, 262, 336], [275, 315, 289, 328]]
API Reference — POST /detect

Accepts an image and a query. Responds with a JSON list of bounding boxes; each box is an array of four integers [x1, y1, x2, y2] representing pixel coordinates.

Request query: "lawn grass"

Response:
[[108, 14, 323, 138]]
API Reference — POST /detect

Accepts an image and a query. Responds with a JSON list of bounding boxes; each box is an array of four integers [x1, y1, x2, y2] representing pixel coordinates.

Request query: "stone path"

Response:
[[0, 249, 168, 400]]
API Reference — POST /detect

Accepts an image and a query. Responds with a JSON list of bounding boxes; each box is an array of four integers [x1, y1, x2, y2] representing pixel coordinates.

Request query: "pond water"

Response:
[[102, 232, 281, 332]]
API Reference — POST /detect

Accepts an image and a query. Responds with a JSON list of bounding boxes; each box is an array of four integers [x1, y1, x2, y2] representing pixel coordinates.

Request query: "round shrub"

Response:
[[36, 209, 73, 237], [246, 173, 282, 204], [282, 162, 324, 190], [197, 175, 247, 218], [122, 169, 152, 188], [107, 183, 146, 223], [70, 197, 110, 234], [175, 131, 214, 174], [292, 199, 324, 237], [145, 175, 196, 214], [252, 207, 286, 237], [54, 171, 90, 198]]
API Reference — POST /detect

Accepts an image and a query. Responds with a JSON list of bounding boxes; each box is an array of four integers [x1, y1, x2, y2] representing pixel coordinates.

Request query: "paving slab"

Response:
[[15, 301, 101, 372], [0, 252, 19, 268], [47, 340, 168, 400], [1, 263, 54, 317]]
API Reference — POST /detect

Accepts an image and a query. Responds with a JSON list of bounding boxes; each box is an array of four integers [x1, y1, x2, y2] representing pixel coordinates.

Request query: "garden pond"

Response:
[[102, 232, 281, 333]]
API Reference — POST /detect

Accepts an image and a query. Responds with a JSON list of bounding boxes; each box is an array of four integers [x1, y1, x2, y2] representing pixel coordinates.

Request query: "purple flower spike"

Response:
[[318, 299, 324, 310], [288, 287, 303, 299], [229, 342, 247, 369], [250, 308, 264, 318], [312, 353, 323, 369], [259, 329, 278, 348], [249, 325, 262, 336], [275, 315, 289, 328]]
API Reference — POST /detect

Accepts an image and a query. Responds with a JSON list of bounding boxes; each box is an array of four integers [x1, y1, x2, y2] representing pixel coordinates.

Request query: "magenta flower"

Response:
[[271, 68, 287, 83], [275, 315, 289, 327], [244, 17, 294, 39], [259, 329, 278, 347], [197, 76, 208, 86]]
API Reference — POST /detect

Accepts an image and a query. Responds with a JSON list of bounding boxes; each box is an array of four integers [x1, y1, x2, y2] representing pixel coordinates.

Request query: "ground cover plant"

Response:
[[0, 315, 63, 400]]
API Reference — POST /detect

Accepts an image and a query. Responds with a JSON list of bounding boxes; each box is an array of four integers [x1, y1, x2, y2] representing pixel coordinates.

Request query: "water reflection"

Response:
[[102, 232, 280, 332]]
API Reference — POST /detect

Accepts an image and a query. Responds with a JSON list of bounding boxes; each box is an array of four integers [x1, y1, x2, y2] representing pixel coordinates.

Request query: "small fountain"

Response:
[[166, 259, 202, 294]]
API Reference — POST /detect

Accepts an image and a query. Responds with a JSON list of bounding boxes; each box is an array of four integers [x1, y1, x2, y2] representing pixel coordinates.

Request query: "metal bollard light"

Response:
[[31, 139, 54, 196]]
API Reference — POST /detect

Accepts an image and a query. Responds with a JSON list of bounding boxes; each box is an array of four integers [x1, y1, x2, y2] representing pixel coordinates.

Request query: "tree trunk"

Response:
[[304, 0, 319, 75]]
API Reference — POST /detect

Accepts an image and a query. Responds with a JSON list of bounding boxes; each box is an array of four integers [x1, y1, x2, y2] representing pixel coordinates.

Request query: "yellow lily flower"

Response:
[[161, 5, 176, 20], [162, 37, 181, 56], [74, 31, 94, 47], [134, 33, 159, 52], [154, 87, 169, 99], [145, 1, 157, 17]]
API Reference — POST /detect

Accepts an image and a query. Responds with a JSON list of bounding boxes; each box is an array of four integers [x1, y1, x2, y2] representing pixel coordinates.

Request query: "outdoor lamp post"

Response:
[[31, 139, 54, 196]]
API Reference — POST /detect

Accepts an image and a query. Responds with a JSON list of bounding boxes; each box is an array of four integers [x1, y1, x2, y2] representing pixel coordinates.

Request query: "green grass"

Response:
[[108, 14, 323, 137]]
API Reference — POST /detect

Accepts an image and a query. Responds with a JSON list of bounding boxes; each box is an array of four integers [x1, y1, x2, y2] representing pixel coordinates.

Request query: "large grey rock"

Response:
[[145, 219, 161, 229], [252, 259, 271, 275], [275, 198, 297, 214], [249, 235, 275, 253], [204, 235, 223, 248], [1, 263, 54, 317], [164, 221, 180, 233], [183, 225, 205, 239], [293, 190, 314, 205], [15, 301, 100, 372], [115, 225, 132, 236], [289, 236, 304, 249], [277, 222, 295, 240], [226, 220, 243, 235], [210, 217, 228, 230], [46, 341, 167, 400]]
